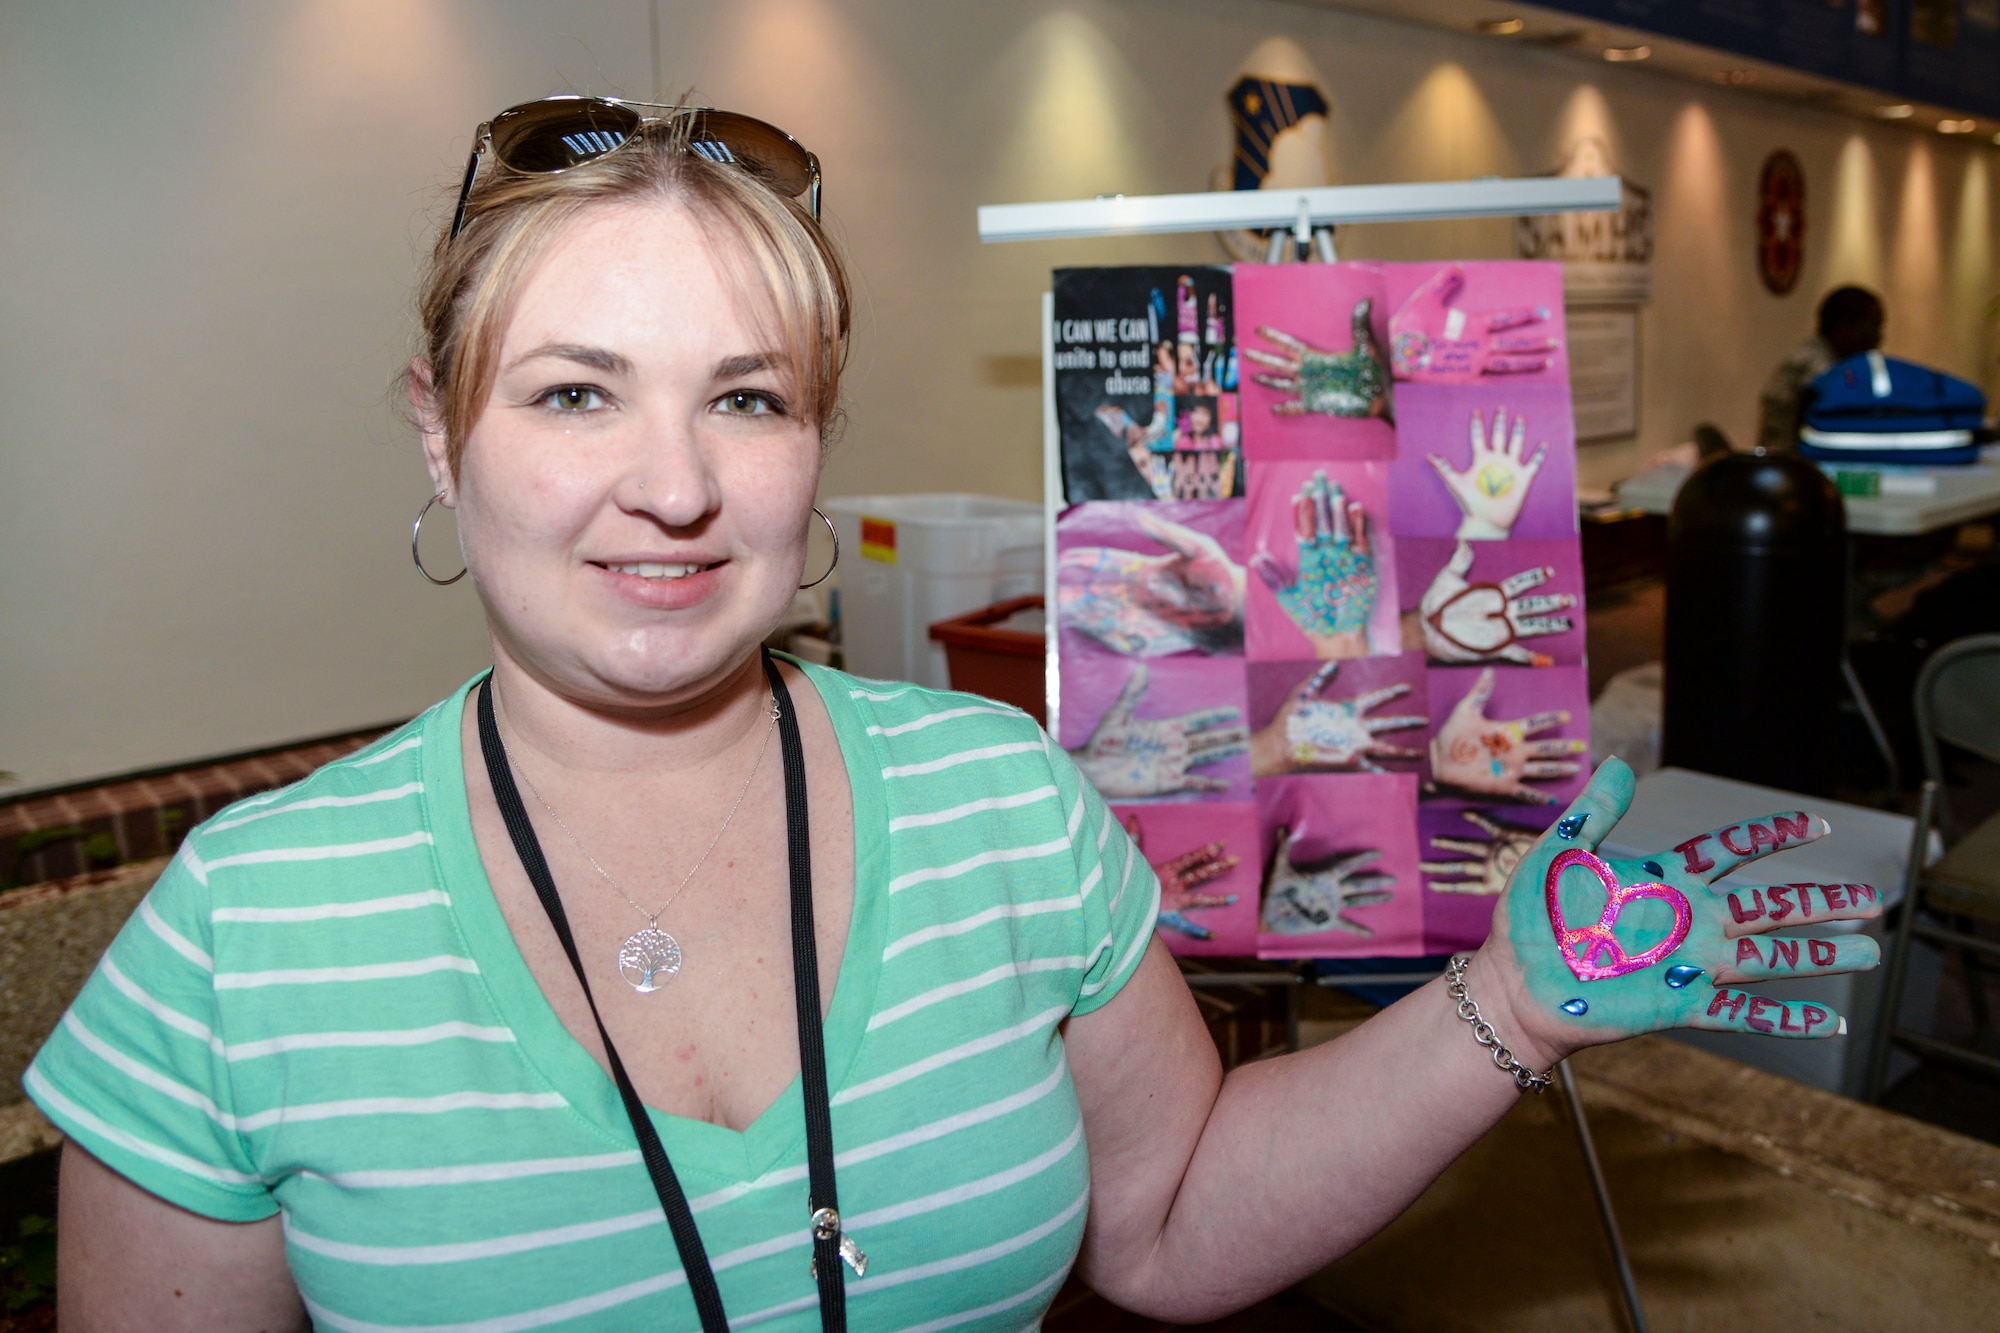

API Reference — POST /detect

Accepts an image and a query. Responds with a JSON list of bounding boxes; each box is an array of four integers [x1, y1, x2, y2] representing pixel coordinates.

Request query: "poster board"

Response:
[[1046, 260, 1591, 959]]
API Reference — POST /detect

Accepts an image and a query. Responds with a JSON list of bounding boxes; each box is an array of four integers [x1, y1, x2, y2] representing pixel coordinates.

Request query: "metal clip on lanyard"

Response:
[[476, 647, 854, 1331]]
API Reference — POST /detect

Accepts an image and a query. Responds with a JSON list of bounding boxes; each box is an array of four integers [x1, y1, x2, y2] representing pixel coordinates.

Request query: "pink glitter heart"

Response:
[[1545, 848, 1692, 982]]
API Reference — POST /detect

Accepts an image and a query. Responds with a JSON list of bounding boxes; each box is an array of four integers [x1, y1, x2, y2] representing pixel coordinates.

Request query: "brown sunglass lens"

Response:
[[685, 110, 815, 199], [490, 99, 643, 173]]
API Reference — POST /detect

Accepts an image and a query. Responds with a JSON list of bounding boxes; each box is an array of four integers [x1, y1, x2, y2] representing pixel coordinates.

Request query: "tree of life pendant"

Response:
[[618, 925, 682, 993]]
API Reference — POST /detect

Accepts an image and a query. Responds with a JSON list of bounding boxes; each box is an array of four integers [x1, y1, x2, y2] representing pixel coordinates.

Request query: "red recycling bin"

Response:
[[927, 596, 1046, 726]]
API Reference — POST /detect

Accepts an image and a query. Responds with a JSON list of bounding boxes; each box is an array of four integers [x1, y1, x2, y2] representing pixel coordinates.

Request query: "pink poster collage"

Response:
[[1052, 260, 1591, 961]]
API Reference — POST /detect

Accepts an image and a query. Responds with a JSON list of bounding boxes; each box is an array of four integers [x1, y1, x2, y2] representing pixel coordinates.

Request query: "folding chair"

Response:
[[1864, 633, 2000, 1098]]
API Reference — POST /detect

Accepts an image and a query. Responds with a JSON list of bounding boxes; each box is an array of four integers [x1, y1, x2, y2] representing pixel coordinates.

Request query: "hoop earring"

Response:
[[799, 506, 839, 590], [412, 492, 467, 586]]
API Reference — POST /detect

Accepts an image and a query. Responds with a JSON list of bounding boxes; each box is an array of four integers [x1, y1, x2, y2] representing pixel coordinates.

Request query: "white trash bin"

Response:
[[823, 495, 1044, 689]]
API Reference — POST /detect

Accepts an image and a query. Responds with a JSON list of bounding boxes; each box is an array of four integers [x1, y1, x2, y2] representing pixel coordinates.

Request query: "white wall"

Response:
[[0, 1, 652, 792], [3, 0, 1994, 792]]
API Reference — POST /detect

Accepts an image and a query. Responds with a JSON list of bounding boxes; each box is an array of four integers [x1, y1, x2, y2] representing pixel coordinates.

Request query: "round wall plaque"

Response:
[[1757, 150, 1807, 295]]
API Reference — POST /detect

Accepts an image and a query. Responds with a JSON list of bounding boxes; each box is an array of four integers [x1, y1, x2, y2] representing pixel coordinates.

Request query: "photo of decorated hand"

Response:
[[1251, 661, 1426, 776], [1389, 265, 1560, 379], [1250, 470, 1377, 658], [1489, 759, 1881, 1045], [1420, 808, 1543, 895], [1420, 540, 1575, 666], [1428, 407, 1547, 540], [1059, 510, 1245, 657], [1127, 814, 1240, 940], [1429, 668, 1586, 804], [1244, 301, 1391, 420], [1070, 663, 1249, 799], [1260, 826, 1395, 937]]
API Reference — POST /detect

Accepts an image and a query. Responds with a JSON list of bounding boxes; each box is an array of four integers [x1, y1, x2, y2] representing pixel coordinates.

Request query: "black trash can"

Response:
[[1663, 451, 1846, 795]]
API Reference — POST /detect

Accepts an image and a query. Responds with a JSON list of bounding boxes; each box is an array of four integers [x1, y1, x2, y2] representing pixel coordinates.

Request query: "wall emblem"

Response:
[[1213, 74, 1334, 263], [1756, 150, 1806, 295], [1515, 137, 1652, 307]]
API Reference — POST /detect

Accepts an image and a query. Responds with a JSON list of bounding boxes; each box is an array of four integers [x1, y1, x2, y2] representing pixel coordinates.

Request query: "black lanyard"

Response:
[[476, 649, 848, 1331]]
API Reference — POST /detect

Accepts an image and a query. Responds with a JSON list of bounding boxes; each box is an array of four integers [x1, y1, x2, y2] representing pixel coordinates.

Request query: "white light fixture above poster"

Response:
[[977, 175, 1622, 244]]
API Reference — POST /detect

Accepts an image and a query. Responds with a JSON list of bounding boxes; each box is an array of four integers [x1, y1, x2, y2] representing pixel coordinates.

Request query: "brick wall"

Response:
[[0, 731, 389, 890]]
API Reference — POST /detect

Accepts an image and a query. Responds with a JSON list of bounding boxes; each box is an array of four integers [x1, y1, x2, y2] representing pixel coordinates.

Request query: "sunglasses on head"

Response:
[[450, 95, 821, 240]]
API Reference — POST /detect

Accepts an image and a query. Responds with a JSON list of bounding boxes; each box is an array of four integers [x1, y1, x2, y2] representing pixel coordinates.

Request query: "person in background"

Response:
[[1758, 285, 1884, 453]]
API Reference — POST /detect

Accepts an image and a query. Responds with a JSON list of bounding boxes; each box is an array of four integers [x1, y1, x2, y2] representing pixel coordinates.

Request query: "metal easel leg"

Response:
[[1841, 653, 1901, 797], [1557, 1061, 1649, 1333]]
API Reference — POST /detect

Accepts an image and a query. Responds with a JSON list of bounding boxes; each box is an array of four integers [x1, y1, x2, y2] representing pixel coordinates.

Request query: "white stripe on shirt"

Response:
[[208, 783, 424, 832], [213, 890, 450, 924], [23, 1066, 261, 1187], [100, 956, 222, 1055], [880, 742, 1042, 779], [214, 956, 478, 988], [304, 1269, 684, 1333], [886, 786, 1056, 832], [312, 1150, 643, 1190], [346, 734, 423, 767], [881, 897, 1080, 962], [846, 1120, 1082, 1232], [868, 958, 1086, 1031], [886, 837, 1069, 894], [684, 1061, 1072, 1215], [202, 831, 433, 875], [831, 1007, 1067, 1107], [139, 897, 212, 971], [66, 1014, 562, 1132], [172, 838, 210, 887], [733, 1189, 1087, 1330], [101, 957, 511, 1061], [885, 1265, 1068, 1333], [225, 1021, 517, 1062], [866, 705, 1018, 737], [285, 1206, 662, 1267]]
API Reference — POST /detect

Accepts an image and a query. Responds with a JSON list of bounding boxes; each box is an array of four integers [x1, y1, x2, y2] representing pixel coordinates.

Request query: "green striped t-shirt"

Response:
[[26, 662, 1160, 1331]]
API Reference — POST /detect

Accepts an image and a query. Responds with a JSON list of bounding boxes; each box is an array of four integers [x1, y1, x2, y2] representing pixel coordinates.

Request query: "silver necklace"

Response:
[[505, 693, 780, 993]]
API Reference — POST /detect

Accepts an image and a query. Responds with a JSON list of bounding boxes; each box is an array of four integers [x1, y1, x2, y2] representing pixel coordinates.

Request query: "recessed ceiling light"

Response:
[[1476, 17, 1526, 35], [1939, 119, 1977, 134], [1877, 104, 1915, 119], [1714, 68, 1756, 85], [1603, 45, 1652, 62]]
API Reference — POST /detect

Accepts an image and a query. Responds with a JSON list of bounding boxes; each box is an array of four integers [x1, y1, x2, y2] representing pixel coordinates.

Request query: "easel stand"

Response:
[[983, 173, 1645, 1332]]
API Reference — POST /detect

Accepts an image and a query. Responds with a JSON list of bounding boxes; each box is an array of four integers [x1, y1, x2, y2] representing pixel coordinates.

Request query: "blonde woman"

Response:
[[33, 99, 1882, 1331]]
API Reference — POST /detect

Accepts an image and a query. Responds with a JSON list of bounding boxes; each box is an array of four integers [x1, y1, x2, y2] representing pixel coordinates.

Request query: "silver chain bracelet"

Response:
[[1445, 953, 1555, 1094]]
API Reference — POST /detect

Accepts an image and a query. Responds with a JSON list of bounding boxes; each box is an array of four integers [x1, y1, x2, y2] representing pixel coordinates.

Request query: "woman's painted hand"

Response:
[[1479, 758, 1883, 1059]]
